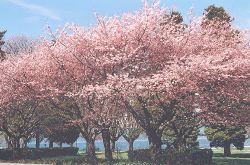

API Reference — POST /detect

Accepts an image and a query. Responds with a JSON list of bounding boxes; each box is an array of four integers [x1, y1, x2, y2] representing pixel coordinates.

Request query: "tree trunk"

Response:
[[111, 139, 116, 152], [8, 139, 14, 149], [128, 139, 134, 152], [86, 138, 98, 165], [148, 136, 152, 145], [16, 138, 20, 149], [24, 139, 28, 148], [35, 133, 40, 149], [4, 135, 12, 149], [12, 139, 20, 160], [20, 138, 24, 148], [102, 129, 113, 161], [59, 142, 63, 148], [49, 141, 53, 148], [224, 142, 231, 157], [6, 141, 10, 149], [148, 131, 162, 163]]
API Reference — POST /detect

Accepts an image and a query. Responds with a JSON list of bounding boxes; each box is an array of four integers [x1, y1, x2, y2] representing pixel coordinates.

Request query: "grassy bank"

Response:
[[1, 148, 250, 164]]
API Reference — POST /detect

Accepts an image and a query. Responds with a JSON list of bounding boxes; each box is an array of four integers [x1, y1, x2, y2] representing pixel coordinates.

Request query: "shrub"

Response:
[[164, 149, 192, 165], [0, 147, 79, 160], [128, 149, 151, 162], [128, 149, 213, 165], [0, 149, 13, 160], [191, 149, 213, 165]]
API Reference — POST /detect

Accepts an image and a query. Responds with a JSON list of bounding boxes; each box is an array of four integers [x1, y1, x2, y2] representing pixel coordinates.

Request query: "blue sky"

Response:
[[1, 0, 250, 38]]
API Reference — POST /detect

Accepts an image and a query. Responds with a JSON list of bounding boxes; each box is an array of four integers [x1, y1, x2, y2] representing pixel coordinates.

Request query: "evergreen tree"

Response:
[[0, 30, 6, 61], [202, 5, 240, 44], [202, 5, 234, 29], [163, 108, 200, 150], [205, 126, 247, 157], [170, 10, 183, 24], [161, 10, 183, 26], [44, 116, 80, 147], [204, 5, 233, 23]]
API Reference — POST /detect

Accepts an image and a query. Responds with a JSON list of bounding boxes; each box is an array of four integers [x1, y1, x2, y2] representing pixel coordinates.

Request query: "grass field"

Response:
[[212, 147, 250, 165], [1, 148, 250, 164]]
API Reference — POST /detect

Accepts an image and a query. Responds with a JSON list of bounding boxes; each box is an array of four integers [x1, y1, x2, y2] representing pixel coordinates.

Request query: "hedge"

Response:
[[164, 149, 213, 165], [128, 148, 213, 165], [0, 147, 79, 160]]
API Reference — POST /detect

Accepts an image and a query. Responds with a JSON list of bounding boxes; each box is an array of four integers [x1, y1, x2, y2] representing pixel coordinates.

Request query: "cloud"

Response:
[[6, 0, 61, 21]]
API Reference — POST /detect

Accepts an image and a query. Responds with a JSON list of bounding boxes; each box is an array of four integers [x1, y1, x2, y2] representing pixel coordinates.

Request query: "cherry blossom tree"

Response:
[[0, 99, 44, 149], [90, 4, 249, 161], [0, 53, 49, 150], [3, 35, 36, 56], [0, 1, 249, 163], [84, 94, 125, 161]]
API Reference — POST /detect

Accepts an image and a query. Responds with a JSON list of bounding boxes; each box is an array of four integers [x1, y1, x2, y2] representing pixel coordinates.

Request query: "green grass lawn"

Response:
[[2, 148, 250, 164], [212, 147, 250, 165]]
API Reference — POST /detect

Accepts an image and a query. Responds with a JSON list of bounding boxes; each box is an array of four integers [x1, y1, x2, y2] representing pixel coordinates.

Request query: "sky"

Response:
[[1, 0, 250, 38]]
